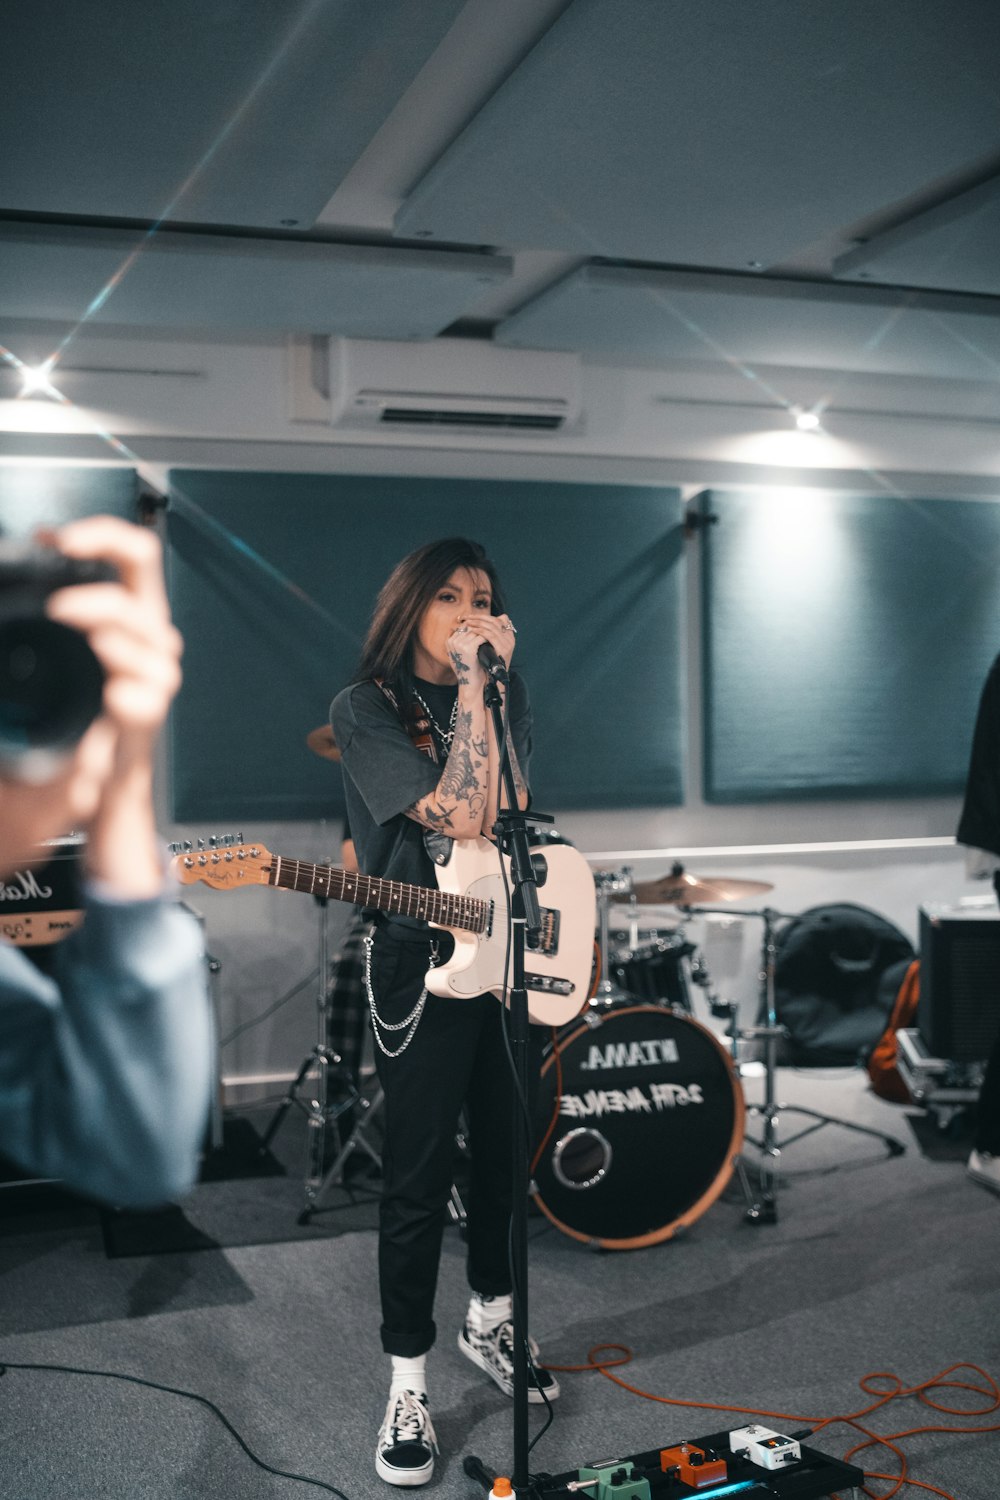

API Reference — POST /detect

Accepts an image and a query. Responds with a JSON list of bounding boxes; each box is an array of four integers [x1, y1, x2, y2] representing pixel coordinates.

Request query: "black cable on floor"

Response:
[[0, 1361, 352, 1499]]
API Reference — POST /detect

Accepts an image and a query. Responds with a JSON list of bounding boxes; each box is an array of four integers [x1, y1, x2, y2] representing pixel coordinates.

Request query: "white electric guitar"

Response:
[[171, 836, 597, 1027]]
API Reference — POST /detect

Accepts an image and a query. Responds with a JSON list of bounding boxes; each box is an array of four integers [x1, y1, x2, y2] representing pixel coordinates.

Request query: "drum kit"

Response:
[[531, 858, 903, 1249], [532, 860, 777, 1248]]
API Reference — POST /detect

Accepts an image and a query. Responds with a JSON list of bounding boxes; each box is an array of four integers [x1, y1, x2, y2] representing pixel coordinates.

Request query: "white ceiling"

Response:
[[1, 0, 999, 470]]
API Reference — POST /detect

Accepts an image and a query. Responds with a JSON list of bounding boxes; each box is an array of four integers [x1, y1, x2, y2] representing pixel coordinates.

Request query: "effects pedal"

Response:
[[658, 1442, 728, 1488], [728, 1423, 802, 1471]]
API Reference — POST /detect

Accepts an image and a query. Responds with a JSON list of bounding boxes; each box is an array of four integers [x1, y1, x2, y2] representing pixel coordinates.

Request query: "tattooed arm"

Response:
[[405, 685, 492, 838], [405, 614, 528, 840]]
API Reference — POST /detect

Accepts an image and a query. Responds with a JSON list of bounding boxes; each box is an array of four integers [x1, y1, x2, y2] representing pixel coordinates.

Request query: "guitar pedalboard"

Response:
[[529, 1425, 864, 1500]]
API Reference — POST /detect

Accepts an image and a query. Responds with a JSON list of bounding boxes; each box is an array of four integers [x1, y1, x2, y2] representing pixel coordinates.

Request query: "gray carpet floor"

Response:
[[1, 1068, 998, 1500]]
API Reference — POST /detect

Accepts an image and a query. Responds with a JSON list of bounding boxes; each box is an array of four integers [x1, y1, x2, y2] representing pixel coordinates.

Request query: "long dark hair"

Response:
[[356, 537, 506, 698]]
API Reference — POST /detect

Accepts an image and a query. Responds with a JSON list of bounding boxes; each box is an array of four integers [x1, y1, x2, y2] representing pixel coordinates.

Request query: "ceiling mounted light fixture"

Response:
[[19, 362, 59, 399]]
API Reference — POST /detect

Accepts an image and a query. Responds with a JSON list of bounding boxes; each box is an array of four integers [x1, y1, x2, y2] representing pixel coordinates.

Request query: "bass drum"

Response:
[[533, 1005, 743, 1250]]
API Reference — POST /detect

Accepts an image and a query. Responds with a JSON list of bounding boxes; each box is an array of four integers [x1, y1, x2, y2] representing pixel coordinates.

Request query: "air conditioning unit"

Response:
[[327, 337, 582, 434]]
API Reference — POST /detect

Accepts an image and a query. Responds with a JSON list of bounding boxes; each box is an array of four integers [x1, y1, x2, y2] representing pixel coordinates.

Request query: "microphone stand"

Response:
[[472, 659, 548, 1499]]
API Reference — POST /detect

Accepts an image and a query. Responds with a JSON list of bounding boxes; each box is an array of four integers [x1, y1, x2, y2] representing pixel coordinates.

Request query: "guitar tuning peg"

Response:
[[238, 831, 244, 843], [197, 838, 206, 851], [208, 836, 218, 849], [183, 841, 192, 853]]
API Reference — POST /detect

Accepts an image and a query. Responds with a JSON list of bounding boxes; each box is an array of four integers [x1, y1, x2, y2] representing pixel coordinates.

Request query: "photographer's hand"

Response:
[[43, 516, 182, 898]]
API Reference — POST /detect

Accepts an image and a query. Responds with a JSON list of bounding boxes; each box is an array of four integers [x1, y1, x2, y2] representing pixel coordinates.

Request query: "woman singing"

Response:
[[330, 537, 558, 1488]]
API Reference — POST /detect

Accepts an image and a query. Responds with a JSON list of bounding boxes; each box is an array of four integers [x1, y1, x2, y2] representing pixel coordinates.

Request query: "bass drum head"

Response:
[[533, 1005, 744, 1250]]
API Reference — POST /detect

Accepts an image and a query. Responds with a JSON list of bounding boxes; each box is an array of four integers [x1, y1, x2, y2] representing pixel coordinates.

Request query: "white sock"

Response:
[[466, 1292, 512, 1334], [389, 1354, 427, 1400]]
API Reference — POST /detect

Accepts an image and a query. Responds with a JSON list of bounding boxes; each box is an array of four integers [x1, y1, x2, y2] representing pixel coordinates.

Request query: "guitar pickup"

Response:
[[525, 973, 574, 996], [526, 907, 559, 955]]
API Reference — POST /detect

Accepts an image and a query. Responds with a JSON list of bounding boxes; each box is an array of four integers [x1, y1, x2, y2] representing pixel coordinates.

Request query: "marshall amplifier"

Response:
[[918, 903, 1000, 1063], [0, 834, 85, 951]]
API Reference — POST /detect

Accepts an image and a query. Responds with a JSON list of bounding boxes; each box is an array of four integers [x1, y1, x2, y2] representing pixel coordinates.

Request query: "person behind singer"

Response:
[[0, 515, 213, 1207], [956, 649, 1000, 1194], [330, 537, 558, 1488]]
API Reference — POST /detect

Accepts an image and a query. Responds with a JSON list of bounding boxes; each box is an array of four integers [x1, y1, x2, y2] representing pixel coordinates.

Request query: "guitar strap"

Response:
[[372, 678, 452, 867], [373, 678, 438, 762]]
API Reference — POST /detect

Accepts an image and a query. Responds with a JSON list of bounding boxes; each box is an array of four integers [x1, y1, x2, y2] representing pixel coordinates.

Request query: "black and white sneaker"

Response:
[[375, 1389, 437, 1487], [458, 1320, 560, 1404], [968, 1148, 1000, 1195]]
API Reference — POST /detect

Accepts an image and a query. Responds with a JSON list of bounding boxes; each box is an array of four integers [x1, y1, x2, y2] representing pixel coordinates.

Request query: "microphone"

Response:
[[477, 640, 509, 684]]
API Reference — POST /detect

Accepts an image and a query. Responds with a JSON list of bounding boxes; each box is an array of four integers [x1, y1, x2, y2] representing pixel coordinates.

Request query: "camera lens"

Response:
[[0, 617, 105, 778]]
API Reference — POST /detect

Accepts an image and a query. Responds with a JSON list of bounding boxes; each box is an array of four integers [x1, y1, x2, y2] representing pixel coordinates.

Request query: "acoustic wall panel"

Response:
[[700, 490, 1000, 801], [167, 472, 684, 822], [0, 466, 137, 536]]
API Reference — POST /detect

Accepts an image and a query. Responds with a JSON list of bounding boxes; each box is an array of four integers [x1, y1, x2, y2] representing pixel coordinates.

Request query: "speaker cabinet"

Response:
[[0, 835, 84, 965], [918, 905, 1000, 1063]]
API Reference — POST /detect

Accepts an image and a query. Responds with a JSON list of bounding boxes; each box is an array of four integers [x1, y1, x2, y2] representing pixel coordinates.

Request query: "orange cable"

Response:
[[540, 1347, 999, 1500]]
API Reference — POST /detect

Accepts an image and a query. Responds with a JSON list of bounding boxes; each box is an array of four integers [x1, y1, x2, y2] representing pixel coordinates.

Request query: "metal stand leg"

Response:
[[730, 908, 906, 1225], [299, 1081, 385, 1221], [258, 875, 367, 1216]]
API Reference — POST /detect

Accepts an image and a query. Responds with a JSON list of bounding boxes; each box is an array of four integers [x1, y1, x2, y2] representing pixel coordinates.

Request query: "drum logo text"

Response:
[[579, 1037, 680, 1070], [560, 1082, 704, 1118]]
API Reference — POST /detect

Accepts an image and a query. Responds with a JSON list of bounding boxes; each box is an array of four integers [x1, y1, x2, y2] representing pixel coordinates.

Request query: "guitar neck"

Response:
[[267, 856, 488, 934]]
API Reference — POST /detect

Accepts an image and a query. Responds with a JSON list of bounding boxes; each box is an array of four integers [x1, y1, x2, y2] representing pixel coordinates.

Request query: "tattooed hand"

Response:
[[446, 624, 480, 687], [448, 612, 517, 686]]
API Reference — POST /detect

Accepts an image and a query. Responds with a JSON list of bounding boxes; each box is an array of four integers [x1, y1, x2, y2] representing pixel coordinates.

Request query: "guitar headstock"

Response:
[[170, 841, 273, 891]]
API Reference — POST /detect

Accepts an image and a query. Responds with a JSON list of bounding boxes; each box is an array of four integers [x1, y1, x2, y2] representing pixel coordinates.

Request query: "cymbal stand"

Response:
[[686, 904, 906, 1225], [592, 868, 635, 1006], [258, 876, 366, 1218], [744, 906, 906, 1222]]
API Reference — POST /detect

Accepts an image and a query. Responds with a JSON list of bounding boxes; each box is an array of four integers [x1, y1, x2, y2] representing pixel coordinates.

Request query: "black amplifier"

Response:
[[0, 835, 85, 949], [918, 903, 1000, 1063]]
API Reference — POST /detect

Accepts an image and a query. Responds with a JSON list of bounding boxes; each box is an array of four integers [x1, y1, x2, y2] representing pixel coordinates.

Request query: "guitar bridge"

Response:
[[526, 906, 559, 956], [525, 973, 573, 996]]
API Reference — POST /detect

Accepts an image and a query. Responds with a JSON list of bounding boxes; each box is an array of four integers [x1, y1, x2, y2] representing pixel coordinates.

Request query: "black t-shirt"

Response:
[[330, 673, 532, 926]]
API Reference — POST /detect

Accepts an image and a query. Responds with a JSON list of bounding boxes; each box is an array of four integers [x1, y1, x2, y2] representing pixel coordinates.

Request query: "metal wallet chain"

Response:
[[364, 931, 439, 1058]]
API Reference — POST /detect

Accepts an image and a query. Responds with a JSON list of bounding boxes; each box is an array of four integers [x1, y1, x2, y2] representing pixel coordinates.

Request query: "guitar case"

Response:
[[773, 902, 915, 1067]]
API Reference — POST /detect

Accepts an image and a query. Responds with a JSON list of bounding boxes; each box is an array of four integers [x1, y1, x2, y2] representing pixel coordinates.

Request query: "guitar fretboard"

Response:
[[268, 857, 489, 934]]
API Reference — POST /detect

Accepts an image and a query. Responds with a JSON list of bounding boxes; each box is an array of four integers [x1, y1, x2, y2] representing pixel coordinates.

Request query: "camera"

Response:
[[0, 540, 118, 780]]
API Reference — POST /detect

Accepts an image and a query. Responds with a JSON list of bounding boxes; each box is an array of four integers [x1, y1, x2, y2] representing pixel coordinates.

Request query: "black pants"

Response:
[[977, 877, 1000, 1153], [368, 925, 525, 1358]]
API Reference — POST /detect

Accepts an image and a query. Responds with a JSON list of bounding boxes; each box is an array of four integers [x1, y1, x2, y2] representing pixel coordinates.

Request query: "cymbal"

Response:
[[608, 906, 684, 926], [630, 871, 773, 906], [306, 724, 341, 762]]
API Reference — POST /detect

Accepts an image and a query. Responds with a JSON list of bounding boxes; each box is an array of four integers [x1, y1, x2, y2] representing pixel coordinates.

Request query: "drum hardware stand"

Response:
[[592, 869, 635, 1006], [258, 874, 369, 1218], [691, 905, 907, 1225]]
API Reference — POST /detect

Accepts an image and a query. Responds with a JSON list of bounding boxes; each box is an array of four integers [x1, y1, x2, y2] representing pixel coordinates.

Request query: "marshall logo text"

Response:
[[0, 870, 54, 903]]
